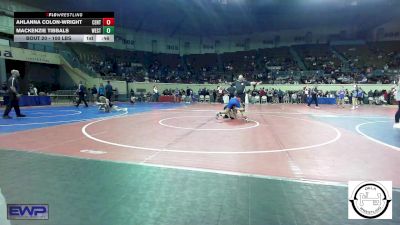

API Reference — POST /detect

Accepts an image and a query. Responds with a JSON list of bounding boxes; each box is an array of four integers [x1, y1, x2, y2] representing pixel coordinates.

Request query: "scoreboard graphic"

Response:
[[13, 12, 114, 42]]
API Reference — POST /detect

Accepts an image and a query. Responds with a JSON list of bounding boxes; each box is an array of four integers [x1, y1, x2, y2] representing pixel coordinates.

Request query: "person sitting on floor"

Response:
[[97, 96, 111, 112]]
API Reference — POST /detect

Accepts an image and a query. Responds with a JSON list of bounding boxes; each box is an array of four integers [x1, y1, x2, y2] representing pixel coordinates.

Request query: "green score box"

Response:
[[103, 26, 114, 34]]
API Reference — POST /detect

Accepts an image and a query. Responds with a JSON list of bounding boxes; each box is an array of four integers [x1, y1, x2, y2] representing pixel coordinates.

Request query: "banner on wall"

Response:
[[0, 46, 60, 65]]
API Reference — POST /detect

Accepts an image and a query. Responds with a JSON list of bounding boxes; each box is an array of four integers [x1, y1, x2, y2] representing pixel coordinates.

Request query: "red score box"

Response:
[[102, 18, 115, 26]]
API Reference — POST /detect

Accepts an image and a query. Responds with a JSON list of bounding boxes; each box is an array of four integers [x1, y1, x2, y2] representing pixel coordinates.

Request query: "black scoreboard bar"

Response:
[[14, 12, 114, 42], [15, 27, 105, 34], [15, 19, 104, 27]]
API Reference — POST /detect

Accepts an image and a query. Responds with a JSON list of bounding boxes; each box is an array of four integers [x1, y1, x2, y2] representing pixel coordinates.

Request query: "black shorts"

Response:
[[237, 93, 245, 103]]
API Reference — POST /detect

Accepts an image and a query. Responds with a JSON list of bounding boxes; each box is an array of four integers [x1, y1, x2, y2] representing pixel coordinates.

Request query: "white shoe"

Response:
[[315, 106, 320, 109], [393, 123, 400, 129], [356, 106, 359, 109], [352, 106, 355, 110]]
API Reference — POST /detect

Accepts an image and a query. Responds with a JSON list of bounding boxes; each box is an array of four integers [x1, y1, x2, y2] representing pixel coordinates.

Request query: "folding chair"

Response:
[[261, 96, 267, 104], [223, 94, 229, 104], [205, 95, 210, 103], [344, 96, 349, 104], [368, 97, 374, 105], [199, 95, 205, 102]]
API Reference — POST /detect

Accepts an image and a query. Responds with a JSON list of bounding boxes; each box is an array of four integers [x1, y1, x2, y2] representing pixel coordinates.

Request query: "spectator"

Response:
[[259, 88, 266, 97], [130, 89, 135, 104], [186, 86, 192, 103], [212, 89, 217, 103], [105, 81, 113, 101], [174, 88, 180, 103], [28, 84, 38, 96], [114, 88, 119, 101], [227, 84, 236, 99], [394, 79, 400, 128], [153, 85, 159, 102], [91, 85, 98, 102], [98, 83, 105, 96]]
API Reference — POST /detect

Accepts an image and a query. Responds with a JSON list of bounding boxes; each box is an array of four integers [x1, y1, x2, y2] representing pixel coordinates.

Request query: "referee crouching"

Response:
[[3, 69, 26, 119]]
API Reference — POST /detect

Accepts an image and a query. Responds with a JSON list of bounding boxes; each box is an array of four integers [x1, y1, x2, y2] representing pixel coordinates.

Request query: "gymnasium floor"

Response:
[[0, 102, 399, 225]]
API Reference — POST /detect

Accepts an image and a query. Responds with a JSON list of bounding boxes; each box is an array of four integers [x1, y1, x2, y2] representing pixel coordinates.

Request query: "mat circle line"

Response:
[[82, 113, 342, 154], [25, 110, 82, 118], [158, 116, 259, 131], [0, 110, 127, 127], [355, 120, 400, 151]]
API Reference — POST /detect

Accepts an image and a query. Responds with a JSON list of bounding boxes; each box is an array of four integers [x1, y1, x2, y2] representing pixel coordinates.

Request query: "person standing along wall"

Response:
[[153, 85, 159, 102], [114, 88, 119, 102], [105, 81, 113, 102], [337, 86, 346, 108], [227, 83, 236, 100], [307, 86, 319, 108], [351, 85, 359, 110], [98, 83, 105, 97], [394, 78, 400, 129], [91, 85, 98, 103]]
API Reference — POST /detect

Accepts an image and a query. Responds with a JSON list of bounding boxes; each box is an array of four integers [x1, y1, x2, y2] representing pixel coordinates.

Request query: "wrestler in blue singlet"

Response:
[[226, 97, 241, 109]]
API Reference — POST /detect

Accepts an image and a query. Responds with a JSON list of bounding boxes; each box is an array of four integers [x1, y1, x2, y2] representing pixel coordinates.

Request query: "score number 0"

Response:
[[103, 18, 115, 26], [102, 18, 115, 34]]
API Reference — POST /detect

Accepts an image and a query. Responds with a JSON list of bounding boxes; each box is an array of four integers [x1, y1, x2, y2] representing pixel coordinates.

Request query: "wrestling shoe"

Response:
[[216, 112, 220, 119], [393, 123, 400, 129], [2, 115, 12, 119]]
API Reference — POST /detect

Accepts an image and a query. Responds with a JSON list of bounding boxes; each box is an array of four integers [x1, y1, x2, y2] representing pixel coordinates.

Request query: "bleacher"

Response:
[[58, 41, 400, 85], [220, 50, 258, 73], [294, 44, 341, 72], [368, 41, 400, 69], [259, 47, 300, 71]]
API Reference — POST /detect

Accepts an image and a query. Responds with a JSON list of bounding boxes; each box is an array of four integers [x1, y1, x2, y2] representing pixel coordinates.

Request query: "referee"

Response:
[[233, 74, 261, 104], [3, 69, 26, 119], [307, 86, 320, 108], [76, 81, 88, 107]]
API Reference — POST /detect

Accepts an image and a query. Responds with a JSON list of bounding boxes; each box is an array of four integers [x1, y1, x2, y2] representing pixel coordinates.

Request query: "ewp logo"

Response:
[[7, 204, 48, 220]]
